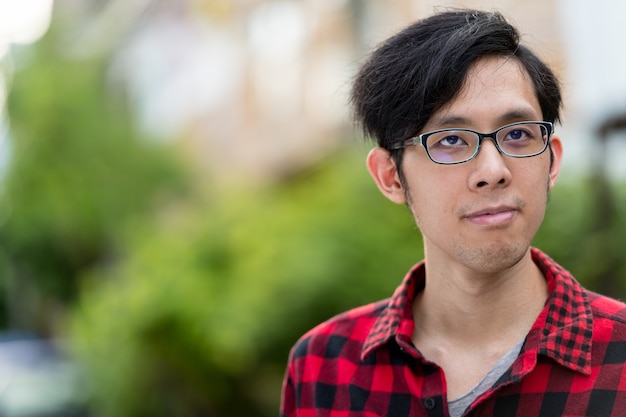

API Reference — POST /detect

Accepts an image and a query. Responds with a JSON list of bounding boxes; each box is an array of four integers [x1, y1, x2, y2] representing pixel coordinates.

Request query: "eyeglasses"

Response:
[[390, 121, 553, 165]]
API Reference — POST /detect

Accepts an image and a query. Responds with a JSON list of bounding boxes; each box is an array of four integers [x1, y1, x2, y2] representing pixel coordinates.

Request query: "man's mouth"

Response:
[[464, 206, 518, 226]]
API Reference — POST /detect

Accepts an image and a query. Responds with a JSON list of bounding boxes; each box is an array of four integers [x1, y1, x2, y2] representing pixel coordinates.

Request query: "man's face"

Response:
[[367, 56, 562, 274]]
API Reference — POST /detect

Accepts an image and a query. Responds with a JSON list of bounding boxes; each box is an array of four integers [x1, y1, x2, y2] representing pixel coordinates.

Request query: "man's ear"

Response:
[[366, 147, 407, 204], [548, 136, 563, 190]]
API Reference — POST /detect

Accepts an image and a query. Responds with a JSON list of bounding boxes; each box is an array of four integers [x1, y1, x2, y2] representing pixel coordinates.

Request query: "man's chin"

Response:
[[455, 242, 530, 274]]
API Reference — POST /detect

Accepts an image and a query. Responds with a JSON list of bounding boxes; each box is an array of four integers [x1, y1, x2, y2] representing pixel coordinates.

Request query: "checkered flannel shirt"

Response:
[[280, 248, 626, 416]]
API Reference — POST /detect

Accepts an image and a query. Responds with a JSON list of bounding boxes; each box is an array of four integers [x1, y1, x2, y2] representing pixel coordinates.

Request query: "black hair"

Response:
[[350, 9, 562, 170]]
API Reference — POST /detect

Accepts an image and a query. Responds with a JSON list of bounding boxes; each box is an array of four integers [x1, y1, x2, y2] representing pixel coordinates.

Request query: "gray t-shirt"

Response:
[[448, 338, 525, 417]]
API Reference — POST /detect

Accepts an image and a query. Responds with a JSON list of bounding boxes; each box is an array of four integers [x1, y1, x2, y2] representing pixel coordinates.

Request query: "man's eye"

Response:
[[506, 129, 529, 140], [439, 135, 466, 146]]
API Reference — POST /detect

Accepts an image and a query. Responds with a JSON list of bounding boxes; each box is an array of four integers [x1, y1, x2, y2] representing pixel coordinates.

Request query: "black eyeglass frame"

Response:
[[390, 121, 554, 165]]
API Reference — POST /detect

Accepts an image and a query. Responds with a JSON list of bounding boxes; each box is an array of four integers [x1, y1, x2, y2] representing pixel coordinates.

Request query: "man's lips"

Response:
[[463, 206, 518, 226]]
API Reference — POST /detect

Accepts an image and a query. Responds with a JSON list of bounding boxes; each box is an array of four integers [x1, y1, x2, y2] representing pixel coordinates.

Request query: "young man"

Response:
[[280, 9, 626, 417]]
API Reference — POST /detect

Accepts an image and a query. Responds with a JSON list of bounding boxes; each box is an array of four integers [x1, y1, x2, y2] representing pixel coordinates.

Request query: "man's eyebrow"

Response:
[[495, 109, 542, 124]]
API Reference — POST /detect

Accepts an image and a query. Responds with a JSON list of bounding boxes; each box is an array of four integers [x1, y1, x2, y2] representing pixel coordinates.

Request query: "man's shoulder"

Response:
[[587, 291, 626, 326], [289, 299, 390, 361]]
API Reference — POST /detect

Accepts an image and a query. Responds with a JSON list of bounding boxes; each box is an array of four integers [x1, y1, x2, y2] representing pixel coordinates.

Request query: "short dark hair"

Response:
[[350, 9, 562, 160]]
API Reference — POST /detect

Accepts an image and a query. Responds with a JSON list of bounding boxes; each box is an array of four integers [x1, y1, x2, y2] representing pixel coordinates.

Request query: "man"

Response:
[[280, 9, 626, 417]]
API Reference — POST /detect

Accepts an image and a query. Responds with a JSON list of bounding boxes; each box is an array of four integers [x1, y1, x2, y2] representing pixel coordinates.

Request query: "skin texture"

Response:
[[366, 56, 563, 398]]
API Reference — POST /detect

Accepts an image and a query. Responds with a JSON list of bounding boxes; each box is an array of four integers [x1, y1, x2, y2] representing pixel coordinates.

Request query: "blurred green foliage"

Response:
[[2, 12, 626, 417], [71, 150, 422, 416], [535, 172, 626, 297], [0, 30, 186, 330]]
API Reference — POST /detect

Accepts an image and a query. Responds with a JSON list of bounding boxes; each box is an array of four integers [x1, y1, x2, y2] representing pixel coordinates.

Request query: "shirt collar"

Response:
[[528, 248, 593, 374], [361, 248, 593, 375], [361, 261, 423, 359]]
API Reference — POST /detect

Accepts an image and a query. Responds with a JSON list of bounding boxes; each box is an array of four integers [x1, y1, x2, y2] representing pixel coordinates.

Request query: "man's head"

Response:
[[350, 9, 562, 171], [353, 9, 564, 273]]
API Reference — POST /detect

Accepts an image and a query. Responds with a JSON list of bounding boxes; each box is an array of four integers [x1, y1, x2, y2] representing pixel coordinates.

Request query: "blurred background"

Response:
[[1, 0, 626, 416]]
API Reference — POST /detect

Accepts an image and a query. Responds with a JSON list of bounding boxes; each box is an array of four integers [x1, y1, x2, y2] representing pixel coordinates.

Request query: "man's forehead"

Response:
[[423, 57, 542, 130]]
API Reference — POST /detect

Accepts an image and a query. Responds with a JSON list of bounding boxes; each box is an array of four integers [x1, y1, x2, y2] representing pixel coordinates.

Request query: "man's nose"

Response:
[[468, 139, 512, 189]]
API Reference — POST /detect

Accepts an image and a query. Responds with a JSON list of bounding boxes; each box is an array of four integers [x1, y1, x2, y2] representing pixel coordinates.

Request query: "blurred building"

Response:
[[49, 0, 568, 182], [556, 0, 626, 178], [5, 0, 626, 181]]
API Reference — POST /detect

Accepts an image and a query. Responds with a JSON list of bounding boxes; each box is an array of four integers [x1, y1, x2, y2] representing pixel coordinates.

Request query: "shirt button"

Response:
[[424, 398, 436, 410]]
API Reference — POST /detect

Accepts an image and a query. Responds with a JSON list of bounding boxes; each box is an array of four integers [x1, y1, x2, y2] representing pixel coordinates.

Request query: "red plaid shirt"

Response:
[[280, 248, 626, 416]]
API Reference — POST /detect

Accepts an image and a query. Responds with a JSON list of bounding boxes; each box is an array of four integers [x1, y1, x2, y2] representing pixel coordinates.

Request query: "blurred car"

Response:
[[0, 333, 88, 417]]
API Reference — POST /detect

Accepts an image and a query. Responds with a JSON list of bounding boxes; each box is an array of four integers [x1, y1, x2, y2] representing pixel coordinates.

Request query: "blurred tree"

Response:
[[0, 25, 185, 332], [70, 149, 423, 417], [534, 174, 626, 298]]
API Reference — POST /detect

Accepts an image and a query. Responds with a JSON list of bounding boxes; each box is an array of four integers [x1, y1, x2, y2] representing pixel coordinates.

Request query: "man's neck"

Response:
[[414, 248, 548, 344], [411, 248, 549, 399]]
